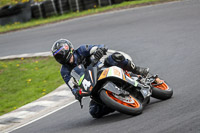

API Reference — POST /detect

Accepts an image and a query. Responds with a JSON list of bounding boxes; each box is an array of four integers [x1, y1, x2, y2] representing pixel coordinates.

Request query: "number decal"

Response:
[[82, 79, 91, 90]]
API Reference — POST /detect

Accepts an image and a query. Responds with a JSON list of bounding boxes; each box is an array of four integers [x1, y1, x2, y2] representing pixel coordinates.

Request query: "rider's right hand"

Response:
[[100, 47, 108, 54], [94, 48, 104, 60], [94, 47, 107, 60]]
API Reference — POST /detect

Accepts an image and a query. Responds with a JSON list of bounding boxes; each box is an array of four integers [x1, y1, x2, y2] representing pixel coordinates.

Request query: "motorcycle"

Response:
[[69, 54, 173, 116]]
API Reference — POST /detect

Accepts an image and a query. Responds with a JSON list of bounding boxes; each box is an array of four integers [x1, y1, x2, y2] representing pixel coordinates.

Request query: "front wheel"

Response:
[[151, 80, 173, 100], [99, 90, 143, 115]]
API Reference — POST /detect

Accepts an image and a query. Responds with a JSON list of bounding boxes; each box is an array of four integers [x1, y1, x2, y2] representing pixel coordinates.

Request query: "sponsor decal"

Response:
[[113, 68, 121, 77], [79, 74, 85, 86]]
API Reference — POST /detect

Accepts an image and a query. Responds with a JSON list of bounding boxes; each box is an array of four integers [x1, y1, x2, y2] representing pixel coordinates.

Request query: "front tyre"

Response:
[[151, 80, 173, 100], [99, 90, 143, 115]]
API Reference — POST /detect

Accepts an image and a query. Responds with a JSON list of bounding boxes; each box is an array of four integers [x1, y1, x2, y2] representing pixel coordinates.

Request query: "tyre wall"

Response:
[[0, 0, 133, 25]]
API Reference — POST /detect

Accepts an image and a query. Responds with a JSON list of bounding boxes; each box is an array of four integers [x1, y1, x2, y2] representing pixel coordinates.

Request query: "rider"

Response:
[[51, 39, 149, 118]]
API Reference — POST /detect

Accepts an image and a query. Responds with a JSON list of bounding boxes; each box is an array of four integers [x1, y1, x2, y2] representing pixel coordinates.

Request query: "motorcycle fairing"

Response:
[[97, 66, 151, 100], [98, 66, 126, 81], [101, 82, 122, 95], [71, 64, 96, 95], [98, 66, 140, 88], [125, 75, 139, 87], [71, 64, 150, 100]]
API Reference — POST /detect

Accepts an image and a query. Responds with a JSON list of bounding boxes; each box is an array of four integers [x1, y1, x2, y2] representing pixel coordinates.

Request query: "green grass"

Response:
[[0, 56, 64, 116], [0, 0, 176, 33]]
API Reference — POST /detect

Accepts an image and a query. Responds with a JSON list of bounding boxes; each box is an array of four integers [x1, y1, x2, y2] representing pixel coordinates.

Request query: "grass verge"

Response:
[[0, 56, 64, 116], [0, 0, 177, 34]]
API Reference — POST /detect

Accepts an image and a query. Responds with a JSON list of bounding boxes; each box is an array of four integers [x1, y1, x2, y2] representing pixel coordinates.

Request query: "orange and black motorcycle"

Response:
[[70, 56, 173, 115]]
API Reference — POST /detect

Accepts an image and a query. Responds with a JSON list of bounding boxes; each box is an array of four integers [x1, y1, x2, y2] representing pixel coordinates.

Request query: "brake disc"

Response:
[[113, 93, 135, 104]]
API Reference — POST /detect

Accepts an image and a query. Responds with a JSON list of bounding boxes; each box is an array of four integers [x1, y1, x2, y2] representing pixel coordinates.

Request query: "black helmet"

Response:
[[52, 39, 74, 65]]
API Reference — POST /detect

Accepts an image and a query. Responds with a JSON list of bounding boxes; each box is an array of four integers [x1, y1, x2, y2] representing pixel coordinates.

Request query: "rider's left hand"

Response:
[[72, 88, 82, 101]]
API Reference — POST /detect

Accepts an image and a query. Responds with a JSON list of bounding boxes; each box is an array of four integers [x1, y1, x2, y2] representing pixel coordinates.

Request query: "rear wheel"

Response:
[[100, 90, 143, 115], [151, 80, 173, 100]]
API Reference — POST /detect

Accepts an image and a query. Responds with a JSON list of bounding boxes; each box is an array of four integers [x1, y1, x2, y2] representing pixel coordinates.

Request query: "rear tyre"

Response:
[[151, 81, 173, 100], [100, 90, 143, 115]]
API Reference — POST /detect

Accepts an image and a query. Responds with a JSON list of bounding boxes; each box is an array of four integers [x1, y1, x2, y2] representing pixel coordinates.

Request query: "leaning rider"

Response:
[[51, 39, 149, 118]]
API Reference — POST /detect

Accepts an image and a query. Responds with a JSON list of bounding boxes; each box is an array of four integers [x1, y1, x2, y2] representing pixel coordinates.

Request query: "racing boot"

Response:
[[132, 66, 149, 77], [125, 60, 149, 77]]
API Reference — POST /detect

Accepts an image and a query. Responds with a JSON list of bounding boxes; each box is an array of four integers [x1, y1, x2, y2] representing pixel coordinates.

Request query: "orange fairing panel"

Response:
[[113, 68, 121, 77], [123, 73, 126, 81], [111, 67, 125, 80], [98, 66, 126, 81], [98, 68, 109, 80]]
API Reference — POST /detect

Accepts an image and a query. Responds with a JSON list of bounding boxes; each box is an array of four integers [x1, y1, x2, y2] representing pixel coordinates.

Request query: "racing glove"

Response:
[[94, 47, 108, 60]]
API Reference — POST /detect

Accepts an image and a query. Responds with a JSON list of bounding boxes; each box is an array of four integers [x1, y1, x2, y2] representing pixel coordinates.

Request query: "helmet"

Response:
[[51, 39, 74, 65]]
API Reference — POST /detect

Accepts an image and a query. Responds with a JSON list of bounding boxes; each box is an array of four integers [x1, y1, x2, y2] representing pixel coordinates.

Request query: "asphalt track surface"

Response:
[[1, 0, 200, 132]]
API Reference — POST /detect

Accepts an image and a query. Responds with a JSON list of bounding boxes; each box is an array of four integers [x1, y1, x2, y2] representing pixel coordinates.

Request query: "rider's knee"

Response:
[[89, 100, 115, 118]]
